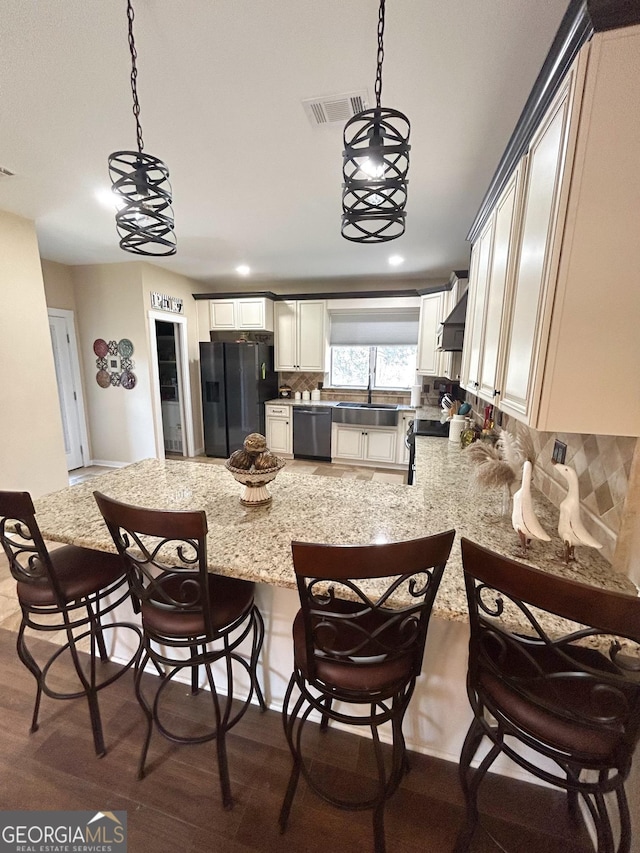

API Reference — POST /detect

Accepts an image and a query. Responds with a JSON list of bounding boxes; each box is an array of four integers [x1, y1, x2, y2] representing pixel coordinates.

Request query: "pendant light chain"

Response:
[[341, 0, 410, 243], [126, 0, 144, 155], [374, 0, 385, 110], [108, 0, 176, 255]]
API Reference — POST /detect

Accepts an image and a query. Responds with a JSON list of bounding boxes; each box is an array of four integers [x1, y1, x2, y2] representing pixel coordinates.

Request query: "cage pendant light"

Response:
[[108, 0, 176, 256], [341, 0, 410, 243]]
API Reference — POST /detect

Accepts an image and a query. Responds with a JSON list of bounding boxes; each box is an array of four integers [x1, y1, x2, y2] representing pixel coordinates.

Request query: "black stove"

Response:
[[406, 418, 449, 485], [412, 418, 450, 437]]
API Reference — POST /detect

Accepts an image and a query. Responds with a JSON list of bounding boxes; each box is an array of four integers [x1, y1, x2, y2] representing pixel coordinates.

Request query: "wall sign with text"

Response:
[[151, 292, 184, 314]]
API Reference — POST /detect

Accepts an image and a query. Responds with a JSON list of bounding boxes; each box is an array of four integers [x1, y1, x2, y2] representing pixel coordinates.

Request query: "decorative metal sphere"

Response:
[[108, 150, 176, 256], [341, 106, 410, 243]]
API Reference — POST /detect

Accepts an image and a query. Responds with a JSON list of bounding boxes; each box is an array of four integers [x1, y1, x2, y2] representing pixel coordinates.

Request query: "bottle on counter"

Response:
[[460, 418, 477, 448]]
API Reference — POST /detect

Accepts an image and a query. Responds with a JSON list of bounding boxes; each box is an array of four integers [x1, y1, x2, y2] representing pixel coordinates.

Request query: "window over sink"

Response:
[[330, 345, 417, 389]]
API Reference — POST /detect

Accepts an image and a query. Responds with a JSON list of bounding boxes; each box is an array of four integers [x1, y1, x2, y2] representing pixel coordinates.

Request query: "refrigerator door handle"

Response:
[[205, 381, 220, 403]]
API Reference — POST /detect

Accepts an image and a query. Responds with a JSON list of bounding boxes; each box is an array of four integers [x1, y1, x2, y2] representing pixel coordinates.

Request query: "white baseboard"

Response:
[[88, 459, 130, 469]]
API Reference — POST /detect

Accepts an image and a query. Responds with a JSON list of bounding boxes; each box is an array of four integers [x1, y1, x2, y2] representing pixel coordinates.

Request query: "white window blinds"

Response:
[[329, 309, 419, 346]]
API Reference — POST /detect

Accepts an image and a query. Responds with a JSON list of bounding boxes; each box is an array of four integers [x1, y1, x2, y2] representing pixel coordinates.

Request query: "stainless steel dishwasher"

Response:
[[292, 406, 332, 462]]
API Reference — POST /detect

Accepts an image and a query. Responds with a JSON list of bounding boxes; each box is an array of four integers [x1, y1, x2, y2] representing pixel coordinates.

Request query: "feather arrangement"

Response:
[[465, 441, 517, 490]]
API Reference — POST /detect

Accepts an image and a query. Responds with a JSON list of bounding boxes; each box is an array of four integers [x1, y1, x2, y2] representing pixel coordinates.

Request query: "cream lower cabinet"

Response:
[[265, 404, 292, 456], [274, 300, 327, 372], [332, 424, 397, 465]]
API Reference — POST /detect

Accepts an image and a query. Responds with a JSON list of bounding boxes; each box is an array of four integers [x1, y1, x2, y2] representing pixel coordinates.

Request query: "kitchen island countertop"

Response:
[[31, 440, 637, 629]]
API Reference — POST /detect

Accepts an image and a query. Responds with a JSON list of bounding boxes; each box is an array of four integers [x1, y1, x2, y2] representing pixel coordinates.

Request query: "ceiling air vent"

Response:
[[0, 166, 15, 178], [302, 90, 369, 127]]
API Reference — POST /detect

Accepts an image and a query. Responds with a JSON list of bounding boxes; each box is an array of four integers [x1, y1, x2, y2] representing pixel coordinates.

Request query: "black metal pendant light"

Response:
[[341, 0, 410, 243], [108, 0, 176, 256]]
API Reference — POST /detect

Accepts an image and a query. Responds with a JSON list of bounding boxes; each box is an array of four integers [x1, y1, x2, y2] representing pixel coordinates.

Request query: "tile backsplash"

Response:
[[472, 403, 637, 566], [277, 373, 412, 405]]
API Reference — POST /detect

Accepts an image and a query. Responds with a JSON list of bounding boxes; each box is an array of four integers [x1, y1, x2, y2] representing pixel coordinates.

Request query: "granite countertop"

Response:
[[31, 442, 637, 636]]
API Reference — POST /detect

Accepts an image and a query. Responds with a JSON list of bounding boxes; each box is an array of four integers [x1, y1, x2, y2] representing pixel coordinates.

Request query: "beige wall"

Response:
[[0, 211, 68, 496], [41, 259, 76, 311], [71, 263, 156, 465]]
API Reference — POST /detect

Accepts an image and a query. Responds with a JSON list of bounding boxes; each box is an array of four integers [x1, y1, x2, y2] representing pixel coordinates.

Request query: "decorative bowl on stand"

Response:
[[225, 459, 286, 506]]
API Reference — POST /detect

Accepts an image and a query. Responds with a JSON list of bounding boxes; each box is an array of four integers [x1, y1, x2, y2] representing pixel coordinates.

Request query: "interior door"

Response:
[[48, 312, 84, 470]]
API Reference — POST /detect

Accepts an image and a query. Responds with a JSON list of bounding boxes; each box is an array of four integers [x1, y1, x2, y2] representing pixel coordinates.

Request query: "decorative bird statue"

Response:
[[511, 460, 551, 552], [553, 462, 603, 563]]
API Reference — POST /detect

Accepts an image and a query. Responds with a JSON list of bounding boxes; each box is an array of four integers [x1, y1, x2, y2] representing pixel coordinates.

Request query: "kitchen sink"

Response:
[[332, 402, 399, 427], [335, 402, 399, 410]]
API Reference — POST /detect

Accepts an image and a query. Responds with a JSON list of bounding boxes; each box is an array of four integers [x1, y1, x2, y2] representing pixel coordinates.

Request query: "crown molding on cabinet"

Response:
[[467, 0, 640, 244]]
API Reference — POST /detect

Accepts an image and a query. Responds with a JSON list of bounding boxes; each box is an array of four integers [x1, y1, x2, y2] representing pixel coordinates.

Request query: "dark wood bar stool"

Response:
[[0, 490, 141, 757], [456, 537, 640, 853], [279, 530, 455, 853], [94, 491, 266, 809]]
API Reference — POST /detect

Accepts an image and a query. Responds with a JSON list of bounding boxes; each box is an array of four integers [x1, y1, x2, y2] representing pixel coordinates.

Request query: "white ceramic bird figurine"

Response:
[[511, 460, 551, 552], [553, 462, 603, 563]]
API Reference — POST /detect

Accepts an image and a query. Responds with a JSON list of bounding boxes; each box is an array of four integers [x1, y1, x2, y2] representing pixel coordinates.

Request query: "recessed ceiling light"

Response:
[[388, 255, 404, 267], [236, 265, 251, 276]]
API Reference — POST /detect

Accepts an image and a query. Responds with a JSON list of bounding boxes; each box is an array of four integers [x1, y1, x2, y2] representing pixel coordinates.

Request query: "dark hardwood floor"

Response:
[[0, 626, 593, 853]]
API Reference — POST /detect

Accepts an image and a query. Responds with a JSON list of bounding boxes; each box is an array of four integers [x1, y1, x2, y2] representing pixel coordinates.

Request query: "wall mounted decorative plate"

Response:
[[93, 338, 109, 358], [96, 369, 111, 388], [119, 370, 137, 390], [118, 338, 134, 358]]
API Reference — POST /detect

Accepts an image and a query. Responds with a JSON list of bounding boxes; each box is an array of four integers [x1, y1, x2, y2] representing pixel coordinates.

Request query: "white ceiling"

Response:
[[0, 0, 569, 288]]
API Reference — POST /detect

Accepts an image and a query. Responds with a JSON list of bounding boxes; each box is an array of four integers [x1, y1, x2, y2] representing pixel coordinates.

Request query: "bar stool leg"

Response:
[[454, 735, 502, 853], [250, 606, 267, 711]]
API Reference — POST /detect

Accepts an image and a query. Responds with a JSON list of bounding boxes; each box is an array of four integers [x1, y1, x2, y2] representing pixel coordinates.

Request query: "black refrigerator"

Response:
[[200, 341, 278, 457]]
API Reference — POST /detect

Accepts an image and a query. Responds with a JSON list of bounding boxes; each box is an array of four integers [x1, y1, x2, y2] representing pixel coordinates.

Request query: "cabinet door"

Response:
[[297, 301, 326, 371], [500, 74, 575, 421], [274, 301, 298, 371], [236, 299, 265, 329], [333, 426, 364, 460], [462, 216, 494, 393], [210, 300, 236, 329], [417, 293, 444, 375], [365, 429, 397, 464], [478, 165, 522, 402], [266, 415, 291, 455]]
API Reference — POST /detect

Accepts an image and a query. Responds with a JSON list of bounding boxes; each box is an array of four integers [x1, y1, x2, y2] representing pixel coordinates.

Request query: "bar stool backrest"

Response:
[[0, 490, 64, 604], [291, 530, 455, 687], [94, 491, 212, 635], [461, 537, 640, 761]]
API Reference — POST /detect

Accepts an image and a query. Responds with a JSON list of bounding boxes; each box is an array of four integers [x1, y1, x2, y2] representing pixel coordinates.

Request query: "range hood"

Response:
[[437, 289, 468, 351]]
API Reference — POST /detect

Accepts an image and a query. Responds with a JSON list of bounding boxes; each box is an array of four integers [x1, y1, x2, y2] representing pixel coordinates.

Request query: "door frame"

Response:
[[148, 310, 195, 459], [47, 307, 90, 470]]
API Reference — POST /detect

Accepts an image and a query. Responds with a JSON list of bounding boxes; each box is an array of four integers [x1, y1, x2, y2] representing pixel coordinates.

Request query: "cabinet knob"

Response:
[[493, 389, 501, 397]]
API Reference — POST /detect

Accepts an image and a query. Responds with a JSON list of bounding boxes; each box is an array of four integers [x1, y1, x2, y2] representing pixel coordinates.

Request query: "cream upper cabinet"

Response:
[[499, 65, 578, 422], [209, 298, 274, 331], [461, 217, 494, 392], [463, 27, 640, 436], [416, 292, 445, 376], [274, 300, 327, 372], [477, 164, 523, 402]]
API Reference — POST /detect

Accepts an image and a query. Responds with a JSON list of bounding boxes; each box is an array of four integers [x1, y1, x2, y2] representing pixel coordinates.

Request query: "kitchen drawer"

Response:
[[266, 404, 291, 418]]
